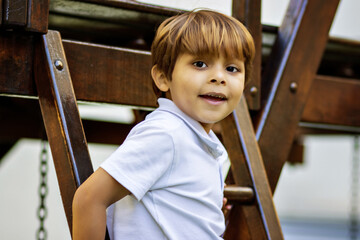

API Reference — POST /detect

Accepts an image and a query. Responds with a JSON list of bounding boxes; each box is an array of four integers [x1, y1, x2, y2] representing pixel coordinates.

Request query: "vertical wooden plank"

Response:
[[232, 0, 262, 110], [254, 0, 340, 192], [0, 0, 3, 26], [3, 0, 28, 27], [34, 30, 94, 234], [231, 0, 246, 22], [0, 33, 35, 96], [26, 0, 50, 33]]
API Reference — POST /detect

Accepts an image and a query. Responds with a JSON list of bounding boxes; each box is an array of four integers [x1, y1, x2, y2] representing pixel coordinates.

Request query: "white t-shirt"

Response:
[[101, 98, 228, 240]]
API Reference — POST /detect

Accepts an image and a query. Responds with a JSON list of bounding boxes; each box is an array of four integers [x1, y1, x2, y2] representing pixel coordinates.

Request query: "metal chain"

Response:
[[350, 135, 359, 240], [37, 140, 49, 240]]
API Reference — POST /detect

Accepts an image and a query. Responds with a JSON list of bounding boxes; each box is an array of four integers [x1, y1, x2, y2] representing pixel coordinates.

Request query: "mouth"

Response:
[[199, 93, 227, 101]]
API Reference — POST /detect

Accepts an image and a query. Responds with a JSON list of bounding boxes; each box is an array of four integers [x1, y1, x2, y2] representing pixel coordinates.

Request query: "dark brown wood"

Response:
[[63, 40, 157, 107], [254, 0, 340, 192], [2, 0, 28, 27], [231, 0, 245, 22], [302, 75, 360, 127], [224, 205, 251, 240], [34, 30, 94, 233], [83, 120, 134, 145], [0, 32, 35, 96], [2, 38, 358, 129], [232, 0, 262, 110], [0, 97, 134, 145], [287, 137, 304, 165], [0, 97, 43, 141], [79, 0, 183, 16], [48, 0, 178, 49], [0, 0, 3, 25], [26, 0, 50, 33]]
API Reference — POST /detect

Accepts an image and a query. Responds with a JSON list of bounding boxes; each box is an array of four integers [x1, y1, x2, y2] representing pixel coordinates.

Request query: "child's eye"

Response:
[[226, 66, 239, 73], [193, 61, 207, 68]]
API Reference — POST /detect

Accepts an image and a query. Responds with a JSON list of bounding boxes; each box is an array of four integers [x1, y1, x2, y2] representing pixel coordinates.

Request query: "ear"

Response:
[[151, 65, 170, 92]]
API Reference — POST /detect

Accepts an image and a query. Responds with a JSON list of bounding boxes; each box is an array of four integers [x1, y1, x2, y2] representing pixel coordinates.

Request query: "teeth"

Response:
[[208, 94, 225, 99]]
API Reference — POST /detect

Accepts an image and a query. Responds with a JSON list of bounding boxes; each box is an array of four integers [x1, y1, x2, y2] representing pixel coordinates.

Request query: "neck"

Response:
[[200, 122, 213, 134]]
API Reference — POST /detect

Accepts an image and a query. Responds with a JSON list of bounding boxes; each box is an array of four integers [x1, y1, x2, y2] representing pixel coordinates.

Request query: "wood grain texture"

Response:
[[221, 97, 283, 239], [302, 75, 360, 127], [3, 0, 28, 27], [35, 30, 94, 234], [26, 0, 50, 33], [254, 0, 340, 192], [0, 0, 2, 25], [2, 38, 357, 129], [63, 40, 157, 107], [0, 33, 36, 96], [232, 0, 262, 110]]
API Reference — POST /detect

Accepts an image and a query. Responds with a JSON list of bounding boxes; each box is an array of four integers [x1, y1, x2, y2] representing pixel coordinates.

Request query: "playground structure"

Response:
[[1, 0, 359, 239]]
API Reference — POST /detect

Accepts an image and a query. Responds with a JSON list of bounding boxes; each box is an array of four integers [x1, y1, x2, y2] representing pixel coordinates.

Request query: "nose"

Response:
[[210, 67, 226, 85], [210, 78, 226, 85]]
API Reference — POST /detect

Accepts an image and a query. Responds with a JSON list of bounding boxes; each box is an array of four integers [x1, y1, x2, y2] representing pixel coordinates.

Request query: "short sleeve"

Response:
[[100, 124, 175, 200]]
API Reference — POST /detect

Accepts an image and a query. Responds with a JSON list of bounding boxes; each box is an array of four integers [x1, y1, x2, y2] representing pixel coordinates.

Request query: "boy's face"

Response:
[[154, 52, 245, 133]]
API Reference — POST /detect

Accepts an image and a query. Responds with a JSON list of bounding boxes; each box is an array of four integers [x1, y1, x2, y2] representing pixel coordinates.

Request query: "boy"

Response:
[[73, 9, 255, 240]]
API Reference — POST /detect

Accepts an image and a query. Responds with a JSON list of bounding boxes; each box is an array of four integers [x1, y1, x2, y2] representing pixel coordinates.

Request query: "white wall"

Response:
[[274, 135, 357, 221]]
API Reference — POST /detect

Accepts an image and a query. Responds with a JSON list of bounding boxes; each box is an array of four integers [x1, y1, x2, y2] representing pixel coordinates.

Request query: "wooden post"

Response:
[[232, 0, 262, 110], [34, 30, 94, 234]]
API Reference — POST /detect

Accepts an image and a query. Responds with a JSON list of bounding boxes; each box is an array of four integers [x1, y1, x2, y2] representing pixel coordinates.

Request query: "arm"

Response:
[[72, 167, 130, 240]]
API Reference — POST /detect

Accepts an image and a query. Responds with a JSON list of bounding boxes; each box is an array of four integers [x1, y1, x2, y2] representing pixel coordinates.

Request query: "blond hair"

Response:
[[151, 9, 255, 97]]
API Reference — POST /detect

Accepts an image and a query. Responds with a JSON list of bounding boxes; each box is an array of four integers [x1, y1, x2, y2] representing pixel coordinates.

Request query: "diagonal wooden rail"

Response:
[[221, 97, 283, 239], [254, 0, 341, 192], [34, 31, 94, 235]]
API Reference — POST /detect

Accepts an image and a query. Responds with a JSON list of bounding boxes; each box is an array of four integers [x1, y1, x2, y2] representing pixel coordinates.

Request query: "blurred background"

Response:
[[0, 0, 359, 239]]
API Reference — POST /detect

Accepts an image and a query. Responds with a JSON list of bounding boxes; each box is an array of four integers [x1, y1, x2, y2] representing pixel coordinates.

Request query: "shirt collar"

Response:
[[156, 98, 227, 160]]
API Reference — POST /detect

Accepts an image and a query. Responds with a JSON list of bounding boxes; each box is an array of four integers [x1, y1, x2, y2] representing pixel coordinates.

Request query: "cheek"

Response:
[[231, 81, 245, 99]]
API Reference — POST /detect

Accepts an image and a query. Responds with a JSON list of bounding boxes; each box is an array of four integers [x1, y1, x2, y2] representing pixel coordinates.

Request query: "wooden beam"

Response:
[[0, 97, 133, 145], [63, 40, 157, 107], [254, 0, 340, 192], [26, 0, 50, 33], [2, 36, 358, 128], [232, 0, 262, 110], [0, 33, 36, 96], [2, 36, 359, 126], [0, 97, 43, 141], [34, 30, 94, 234], [79, 0, 183, 16], [2, 0, 28, 27], [48, 0, 178, 48], [302, 75, 360, 127], [0, 0, 2, 26]]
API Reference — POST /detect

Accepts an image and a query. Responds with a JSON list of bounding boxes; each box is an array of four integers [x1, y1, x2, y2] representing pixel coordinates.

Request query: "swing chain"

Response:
[[37, 140, 48, 240], [350, 135, 359, 240]]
